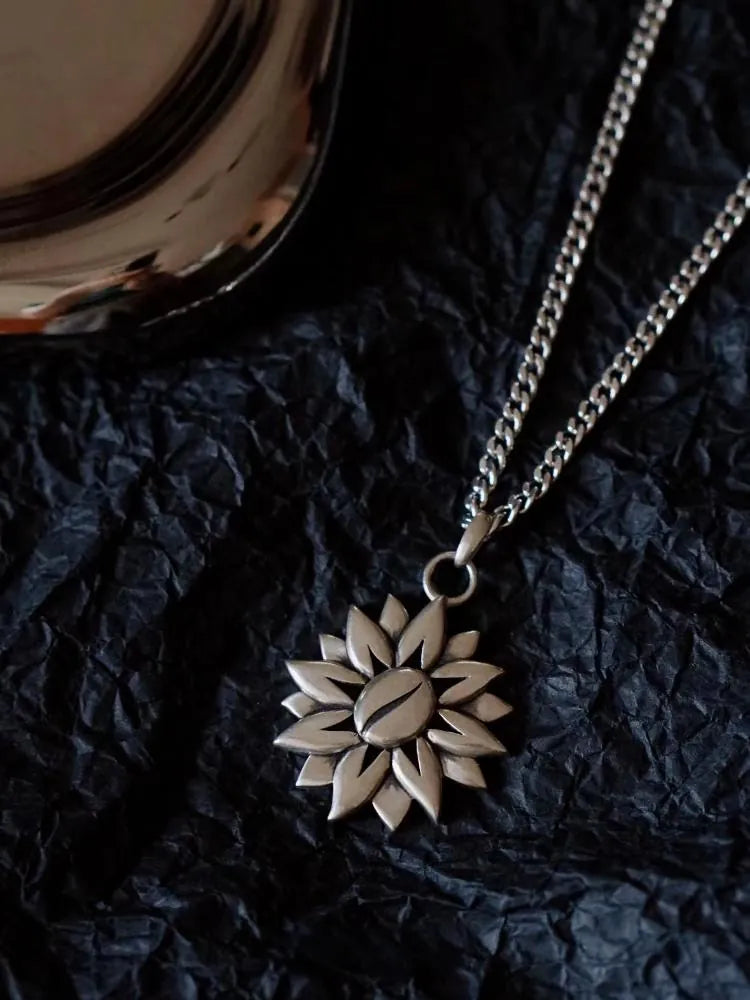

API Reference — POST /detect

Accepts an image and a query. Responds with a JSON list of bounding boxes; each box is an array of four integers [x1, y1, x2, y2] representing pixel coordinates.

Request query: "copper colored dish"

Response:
[[0, 0, 349, 333]]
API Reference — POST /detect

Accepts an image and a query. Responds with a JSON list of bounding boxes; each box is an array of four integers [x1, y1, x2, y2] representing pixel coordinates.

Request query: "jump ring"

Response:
[[422, 551, 478, 607]]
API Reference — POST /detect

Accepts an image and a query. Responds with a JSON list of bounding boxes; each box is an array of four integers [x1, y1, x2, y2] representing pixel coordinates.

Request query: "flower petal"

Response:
[[463, 692, 513, 722], [319, 634, 348, 663], [379, 594, 409, 640], [286, 660, 365, 706], [441, 753, 486, 788], [328, 745, 390, 821], [441, 631, 479, 662], [296, 755, 336, 787], [274, 709, 359, 754], [372, 776, 412, 831], [427, 709, 507, 757], [396, 598, 446, 670], [282, 692, 317, 718], [431, 660, 503, 705], [346, 606, 393, 676], [391, 737, 442, 821]]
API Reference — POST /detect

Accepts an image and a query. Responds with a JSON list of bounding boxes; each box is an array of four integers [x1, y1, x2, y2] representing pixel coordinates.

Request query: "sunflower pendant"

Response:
[[274, 594, 511, 830]]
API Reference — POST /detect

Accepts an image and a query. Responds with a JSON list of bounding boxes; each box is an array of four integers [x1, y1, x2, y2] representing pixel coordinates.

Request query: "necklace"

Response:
[[274, 0, 750, 830]]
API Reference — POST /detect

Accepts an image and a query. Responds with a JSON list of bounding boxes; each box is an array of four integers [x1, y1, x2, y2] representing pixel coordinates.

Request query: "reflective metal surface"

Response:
[[275, 595, 511, 829], [0, 0, 348, 332]]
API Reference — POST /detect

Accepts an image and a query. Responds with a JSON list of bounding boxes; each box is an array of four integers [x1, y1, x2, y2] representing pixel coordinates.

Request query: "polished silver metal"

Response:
[[422, 551, 478, 607], [464, 0, 750, 540], [275, 594, 509, 828], [353, 667, 436, 748], [454, 510, 500, 568]]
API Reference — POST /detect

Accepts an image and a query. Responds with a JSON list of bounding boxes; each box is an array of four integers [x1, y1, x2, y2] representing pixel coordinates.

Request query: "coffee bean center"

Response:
[[353, 668, 436, 749]]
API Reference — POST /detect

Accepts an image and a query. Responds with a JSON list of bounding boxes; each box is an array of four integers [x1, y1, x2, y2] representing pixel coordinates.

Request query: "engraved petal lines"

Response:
[[431, 660, 503, 706], [346, 606, 393, 676], [396, 597, 446, 670], [286, 659, 365, 706], [391, 737, 442, 821], [328, 745, 390, 820], [427, 709, 507, 757], [277, 594, 512, 828], [274, 709, 359, 754]]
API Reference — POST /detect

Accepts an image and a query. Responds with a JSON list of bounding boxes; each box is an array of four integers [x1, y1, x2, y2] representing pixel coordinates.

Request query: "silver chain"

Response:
[[462, 0, 750, 535]]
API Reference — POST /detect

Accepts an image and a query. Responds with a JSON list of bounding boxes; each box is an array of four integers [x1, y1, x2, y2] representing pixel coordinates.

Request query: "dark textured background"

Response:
[[1, 1, 750, 997]]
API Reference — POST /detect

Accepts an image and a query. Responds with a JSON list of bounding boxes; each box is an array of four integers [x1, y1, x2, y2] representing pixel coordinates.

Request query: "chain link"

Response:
[[465, 0, 687, 524], [465, 0, 677, 521], [483, 173, 750, 531]]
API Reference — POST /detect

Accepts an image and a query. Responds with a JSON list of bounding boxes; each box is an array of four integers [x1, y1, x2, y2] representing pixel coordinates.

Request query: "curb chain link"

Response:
[[463, 0, 750, 532]]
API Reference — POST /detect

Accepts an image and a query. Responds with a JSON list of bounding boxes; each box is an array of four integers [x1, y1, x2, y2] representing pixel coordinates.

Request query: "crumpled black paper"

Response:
[[1, 1, 749, 997]]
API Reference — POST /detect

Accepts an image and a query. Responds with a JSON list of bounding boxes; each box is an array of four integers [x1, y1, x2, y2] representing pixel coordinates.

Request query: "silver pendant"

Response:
[[274, 590, 511, 829]]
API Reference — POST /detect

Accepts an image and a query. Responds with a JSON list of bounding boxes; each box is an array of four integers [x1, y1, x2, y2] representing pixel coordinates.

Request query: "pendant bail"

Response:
[[455, 510, 500, 567]]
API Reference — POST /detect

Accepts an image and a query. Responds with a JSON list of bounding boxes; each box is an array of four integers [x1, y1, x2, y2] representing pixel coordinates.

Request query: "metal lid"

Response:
[[0, 0, 348, 333]]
